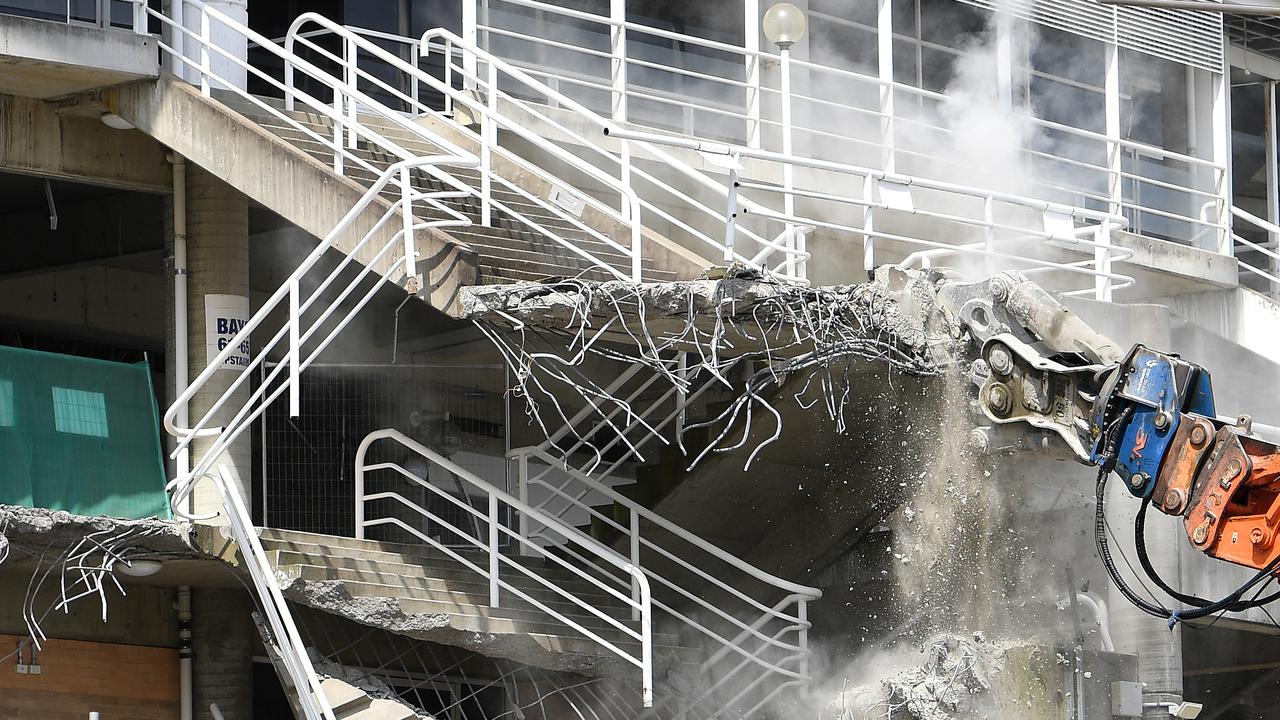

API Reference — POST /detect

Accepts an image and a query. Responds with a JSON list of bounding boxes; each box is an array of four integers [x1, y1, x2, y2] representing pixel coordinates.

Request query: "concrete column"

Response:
[[185, 163, 251, 518], [181, 0, 250, 91], [192, 588, 254, 720]]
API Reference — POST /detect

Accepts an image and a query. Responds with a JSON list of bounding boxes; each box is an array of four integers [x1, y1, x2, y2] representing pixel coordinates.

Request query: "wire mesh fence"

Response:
[[254, 363, 509, 539]]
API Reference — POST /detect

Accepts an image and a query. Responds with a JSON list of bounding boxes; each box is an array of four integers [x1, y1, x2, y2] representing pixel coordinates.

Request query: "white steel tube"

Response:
[[462, 0, 477, 90], [1104, 40, 1121, 218], [610, 0, 626, 123], [745, 0, 760, 148], [178, 584, 192, 720], [481, 61, 495, 227], [780, 46, 796, 279], [1213, 65, 1233, 255], [877, 0, 894, 173], [399, 166, 417, 280], [630, 509, 641, 622], [346, 35, 358, 149], [517, 453, 529, 551], [489, 494, 500, 607], [199, 6, 210, 96], [1268, 82, 1279, 295], [288, 278, 300, 418], [171, 154, 191, 510]]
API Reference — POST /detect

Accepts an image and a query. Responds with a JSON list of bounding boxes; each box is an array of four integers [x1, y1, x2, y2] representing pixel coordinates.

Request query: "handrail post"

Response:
[[630, 509, 641, 622], [517, 453, 529, 553], [355, 456, 366, 540], [332, 82, 344, 174], [862, 175, 876, 272], [400, 166, 417, 281], [876, 0, 894, 173], [725, 162, 739, 264], [983, 194, 995, 279], [442, 39, 454, 115], [481, 61, 496, 227], [410, 39, 421, 114], [489, 493, 500, 607], [745, 0, 760, 148], [1095, 220, 1113, 302], [288, 277, 300, 417], [1104, 40, 1122, 220], [610, 0, 626, 125], [199, 6, 211, 97], [797, 599, 809, 690], [345, 35, 358, 149], [462, 0, 478, 91]]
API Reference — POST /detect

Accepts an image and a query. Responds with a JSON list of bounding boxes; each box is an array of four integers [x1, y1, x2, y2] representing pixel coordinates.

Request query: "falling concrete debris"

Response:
[[463, 266, 957, 469], [825, 635, 1008, 720]]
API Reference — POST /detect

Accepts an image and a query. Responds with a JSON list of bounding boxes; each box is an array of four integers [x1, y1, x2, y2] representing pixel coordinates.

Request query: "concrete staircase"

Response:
[[320, 677, 422, 720], [210, 527, 700, 678], [218, 96, 684, 285]]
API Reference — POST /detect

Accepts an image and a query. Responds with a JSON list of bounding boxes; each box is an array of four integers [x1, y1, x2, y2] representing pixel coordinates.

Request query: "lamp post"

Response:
[[763, 3, 806, 279]]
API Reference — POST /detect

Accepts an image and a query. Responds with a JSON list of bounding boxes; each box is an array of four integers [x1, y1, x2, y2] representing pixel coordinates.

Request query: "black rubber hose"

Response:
[[1134, 494, 1280, 610], [1094, 466, 1172, 619]]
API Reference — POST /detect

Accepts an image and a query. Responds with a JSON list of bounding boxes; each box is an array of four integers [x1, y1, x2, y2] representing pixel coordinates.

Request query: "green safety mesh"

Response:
[[0, 345, 171, 520]]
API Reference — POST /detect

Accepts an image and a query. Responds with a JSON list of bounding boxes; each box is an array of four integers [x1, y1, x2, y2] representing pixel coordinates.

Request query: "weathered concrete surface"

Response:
[[460, 265, 948, 359], [0, 92, 171, 191], [432, 98, 712, 280], [0, 15, 157, 99], [104, 76, 479, 314]]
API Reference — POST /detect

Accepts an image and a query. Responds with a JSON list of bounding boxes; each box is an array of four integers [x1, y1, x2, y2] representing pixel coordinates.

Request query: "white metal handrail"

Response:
[[410, 28, 810, 281], [609, 126, 1135, 300], [1230, 206, 1280, 293], [159, 157, 472, 720], [281, 15, 649, 282], [354, 429, 655, 707], [209, 464, 337, 720], [164, 156, 474, 506], [507, 445, 820, 715], [148, 0, 649, 284], [467, 0, 1227, 251]]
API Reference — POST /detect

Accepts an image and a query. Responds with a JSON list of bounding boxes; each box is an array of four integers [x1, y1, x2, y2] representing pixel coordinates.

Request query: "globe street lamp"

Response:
[[762, 3, 806, 277]]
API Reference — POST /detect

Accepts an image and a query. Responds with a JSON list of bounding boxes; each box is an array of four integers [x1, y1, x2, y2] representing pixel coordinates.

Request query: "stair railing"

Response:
[[158, 157, 472, 720], [1230, 206, 1280, 297], [416, 27, 808, 282], [354, 428, 655, 707], [282, 20, 804, 281], [148, 0, 645, 282], [281, 15, 646, 281], [506, 445, 820, 716]]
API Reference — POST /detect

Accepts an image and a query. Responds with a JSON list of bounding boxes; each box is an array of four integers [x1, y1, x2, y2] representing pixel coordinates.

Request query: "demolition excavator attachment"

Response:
[[938, 270, 1280, 624]]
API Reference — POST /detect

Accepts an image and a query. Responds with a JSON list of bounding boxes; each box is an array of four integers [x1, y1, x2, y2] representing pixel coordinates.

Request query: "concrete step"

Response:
[[229, 98, 684, 284], [320, 677, 418, 720], [280, 557, 633, 611]]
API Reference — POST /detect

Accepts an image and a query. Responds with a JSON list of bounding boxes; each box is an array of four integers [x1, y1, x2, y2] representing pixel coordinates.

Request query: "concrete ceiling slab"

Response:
[[0, 14, 157, 99]]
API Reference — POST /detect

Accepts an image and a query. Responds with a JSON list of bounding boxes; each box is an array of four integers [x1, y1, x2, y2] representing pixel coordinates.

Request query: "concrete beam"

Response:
[[105, 76, 479, 315], [0, 15, 157, 99], [0, 93, 171, 192], [0, 265, 166, 347]]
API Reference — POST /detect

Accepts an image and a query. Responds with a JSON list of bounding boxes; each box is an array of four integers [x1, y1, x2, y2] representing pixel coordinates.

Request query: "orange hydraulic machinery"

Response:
[[952, 272, 1280, 626]]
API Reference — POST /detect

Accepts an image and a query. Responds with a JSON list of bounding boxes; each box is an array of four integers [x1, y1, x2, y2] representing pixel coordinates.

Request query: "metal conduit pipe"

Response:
[[169, 152, 194, 720], [1073, 592, 1115, 653], [178, 585, 193, 720]]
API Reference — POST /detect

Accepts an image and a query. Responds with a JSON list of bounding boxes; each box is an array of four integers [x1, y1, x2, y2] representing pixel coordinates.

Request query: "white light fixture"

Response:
[[118, 559, 163, 577], [1146, 701, 1204, 719], [1171, 703, 1204, 719], [99, 112, 136, 130], [762, 3, 807, 49]]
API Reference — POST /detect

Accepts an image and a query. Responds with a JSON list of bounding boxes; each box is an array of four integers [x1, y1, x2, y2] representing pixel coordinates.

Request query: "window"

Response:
[[0, 379, 12, 427], [52, 387, 109, 438]]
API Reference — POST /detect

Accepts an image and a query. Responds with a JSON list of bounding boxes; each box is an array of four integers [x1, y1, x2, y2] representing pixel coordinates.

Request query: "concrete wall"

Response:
[[191, 588, 254, 720]]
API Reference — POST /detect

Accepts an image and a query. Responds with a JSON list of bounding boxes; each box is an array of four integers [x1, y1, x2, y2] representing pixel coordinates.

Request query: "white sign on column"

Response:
[[205, 294, 251, 371]]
